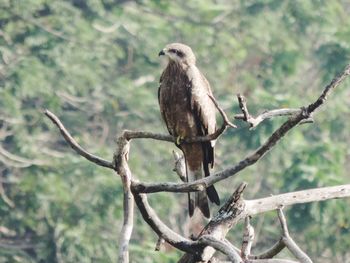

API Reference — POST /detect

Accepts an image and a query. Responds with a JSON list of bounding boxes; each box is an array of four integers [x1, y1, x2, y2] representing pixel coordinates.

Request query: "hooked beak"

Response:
[[158, 50, 165, 56]]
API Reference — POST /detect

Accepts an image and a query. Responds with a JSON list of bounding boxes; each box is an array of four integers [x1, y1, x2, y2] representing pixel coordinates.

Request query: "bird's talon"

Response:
[[176, 136, 183, 145]]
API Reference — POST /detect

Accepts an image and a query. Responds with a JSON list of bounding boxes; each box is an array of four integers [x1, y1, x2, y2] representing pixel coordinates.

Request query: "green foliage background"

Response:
[[0, 0, 350, 262]]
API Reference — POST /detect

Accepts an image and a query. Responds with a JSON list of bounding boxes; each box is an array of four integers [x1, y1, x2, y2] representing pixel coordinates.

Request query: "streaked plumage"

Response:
[[158, 43, 220, 218]]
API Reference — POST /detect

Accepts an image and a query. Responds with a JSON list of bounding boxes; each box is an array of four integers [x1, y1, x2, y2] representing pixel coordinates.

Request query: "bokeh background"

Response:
[[1, 0, 350, 262]]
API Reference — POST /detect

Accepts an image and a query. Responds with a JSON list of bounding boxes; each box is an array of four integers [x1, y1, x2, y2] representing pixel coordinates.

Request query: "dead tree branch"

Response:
[[173, 151, 186, 182], [249, 239, 285, 260], [132, 191, 198, 253], [235, 94, 303, 129], [241, 217, 254, 260], [191, 183, 247, 262], [113, 136, 134, 263], [44, 110, 114, 169], [245, 184, 350, 216], [277, 209, 312, 263], [178, 183, 350, 261], [208, 94, 237, 129], [198, 235, 242, 263]]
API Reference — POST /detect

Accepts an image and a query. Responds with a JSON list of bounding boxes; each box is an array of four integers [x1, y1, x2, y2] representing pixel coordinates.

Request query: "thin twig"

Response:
[[249, 238, 285, 259], [208, 94, 237, 128], [155, 236, 165, 251], [237, 94, 250, 121], [198, 235, 242, 263], [236, 94, 302, 129], [132, 192, 198, 253], [172, 151, 186, 182], [277, 209, 313, 263], [44, 109, 114, 169]]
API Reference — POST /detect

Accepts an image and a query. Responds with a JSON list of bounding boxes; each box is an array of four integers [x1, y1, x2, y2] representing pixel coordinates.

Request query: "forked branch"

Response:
[[235, 94, 304, 129], [276, 209, 312, 263]]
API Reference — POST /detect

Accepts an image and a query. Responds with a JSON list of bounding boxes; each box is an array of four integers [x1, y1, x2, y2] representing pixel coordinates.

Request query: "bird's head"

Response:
[[159, 43, 196, 66]]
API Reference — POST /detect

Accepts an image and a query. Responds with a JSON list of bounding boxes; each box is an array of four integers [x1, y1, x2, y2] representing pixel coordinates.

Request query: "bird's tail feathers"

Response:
[[187, 168, 211, 218], [206, 185, 220, 205], [202, 143, 220, 205], [188, 189, 210, 218], [197, 190, 210, 218]]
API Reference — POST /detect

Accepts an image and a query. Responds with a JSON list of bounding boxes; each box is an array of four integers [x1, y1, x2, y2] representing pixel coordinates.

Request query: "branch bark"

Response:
[[277, 209, 312, 263], [249, 238, 285, 259], [132, 191, 198, 254], [245, 184, 350, 216], [114, 136, 134, 263], [198, 235, 242, 263], [44, 109, 114, 169], [241, 217, 254, 260], [235, 94, 315, 128], [235, 94, 303, 129]]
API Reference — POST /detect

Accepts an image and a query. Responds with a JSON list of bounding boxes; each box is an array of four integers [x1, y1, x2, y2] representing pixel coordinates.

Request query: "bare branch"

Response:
[[189, 183, 247, 262], [277, 209, 289, 237], [132, 192, 198, 254], [114, 136, 134, 263], [198, 235, 242, 263], [241, 217, 254, 259], [177, 182, 350, 262], [307, 64, 350, 113], [172, 151, 186, 182], [44, 109, 114, 169], [249, 238, 285, 259], [235, 94, 302, 129], [237, 94, 250, 121], [208, 94, 237, 128], [245, 184, 350, 216], [155, 236, 165, 251], [277, 209, 312, 263]]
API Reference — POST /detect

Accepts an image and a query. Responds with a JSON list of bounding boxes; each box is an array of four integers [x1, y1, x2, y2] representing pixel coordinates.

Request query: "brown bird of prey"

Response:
[[158, 43, 220, 218]]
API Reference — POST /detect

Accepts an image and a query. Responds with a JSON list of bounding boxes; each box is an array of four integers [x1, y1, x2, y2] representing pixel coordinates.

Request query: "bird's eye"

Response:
[[168, 49, 184, 57], [176, 50, 184, 57]]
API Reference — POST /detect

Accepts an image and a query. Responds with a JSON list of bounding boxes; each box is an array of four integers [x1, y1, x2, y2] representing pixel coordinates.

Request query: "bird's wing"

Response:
[[158, 73, 174, 136], [186, 66, 220, 206], [187, 65, 217, 142]]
